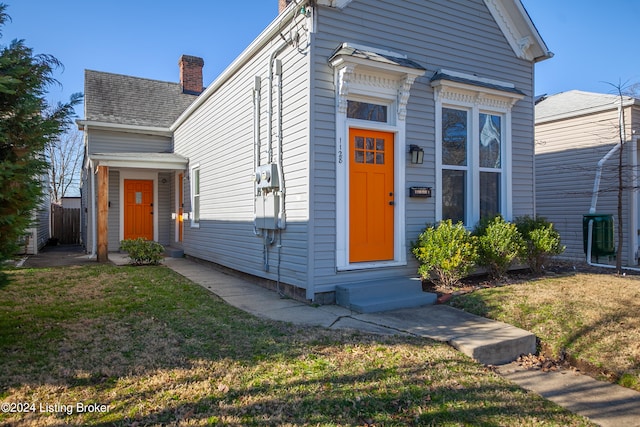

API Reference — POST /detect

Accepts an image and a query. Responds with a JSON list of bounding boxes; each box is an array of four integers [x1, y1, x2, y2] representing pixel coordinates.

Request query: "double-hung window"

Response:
[[433, 70, 523, 228], [441, 108, 504, 224], [190, 165, 200, 227]]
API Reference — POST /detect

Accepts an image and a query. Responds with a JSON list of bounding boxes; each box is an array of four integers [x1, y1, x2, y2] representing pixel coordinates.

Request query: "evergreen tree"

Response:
[[0, 3, 81, 260]]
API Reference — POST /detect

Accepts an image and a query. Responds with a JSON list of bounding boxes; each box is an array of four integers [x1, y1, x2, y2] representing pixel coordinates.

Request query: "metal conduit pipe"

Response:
[[253, 76, 262, 236], [275, 57, 287, 229]]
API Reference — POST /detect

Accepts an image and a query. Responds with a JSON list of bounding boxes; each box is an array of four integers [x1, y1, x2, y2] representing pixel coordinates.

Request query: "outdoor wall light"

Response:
[[409, 144, 424, 164]]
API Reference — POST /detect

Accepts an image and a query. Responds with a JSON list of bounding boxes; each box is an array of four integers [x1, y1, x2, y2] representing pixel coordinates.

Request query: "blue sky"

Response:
[[2, 0, 639, 117]]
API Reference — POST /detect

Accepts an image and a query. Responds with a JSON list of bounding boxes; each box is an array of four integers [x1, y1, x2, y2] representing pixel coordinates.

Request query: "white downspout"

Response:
[[589, 103, 625, 214], [586, 103, 640, 271], [589, 143, 620, 214], [275, 58, 286, 230]]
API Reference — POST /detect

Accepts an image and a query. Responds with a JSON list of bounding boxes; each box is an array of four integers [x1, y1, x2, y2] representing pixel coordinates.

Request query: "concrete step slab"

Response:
[[348, 293, 437, 313], [354, 305, 536, 365], [336, 277, 435, 313]]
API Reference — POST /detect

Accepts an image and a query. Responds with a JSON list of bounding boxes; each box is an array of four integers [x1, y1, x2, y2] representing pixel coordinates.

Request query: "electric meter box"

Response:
[[255, 164, 280, 190], [255, 192, 279, 230]]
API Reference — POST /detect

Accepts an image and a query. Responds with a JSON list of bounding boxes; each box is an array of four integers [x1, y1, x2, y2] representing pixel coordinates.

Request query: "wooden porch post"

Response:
[[97, 165, 109, 262]]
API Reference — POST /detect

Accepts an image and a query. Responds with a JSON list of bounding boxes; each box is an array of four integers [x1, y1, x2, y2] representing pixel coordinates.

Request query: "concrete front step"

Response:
[[164, 246, 184, 258], [336, 277, 437, 313]]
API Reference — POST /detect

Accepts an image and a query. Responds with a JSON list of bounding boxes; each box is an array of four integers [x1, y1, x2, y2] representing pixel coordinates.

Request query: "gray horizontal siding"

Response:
[[88, 129, 172, 154], [536, 107, 639, 265], [173, 16, 311, 288], [310, 0, 536, 287], [158, 172, 172, 246]]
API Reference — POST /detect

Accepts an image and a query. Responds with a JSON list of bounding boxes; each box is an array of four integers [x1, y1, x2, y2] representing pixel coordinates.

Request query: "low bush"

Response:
[[473, 216, 524, 280], [412, 220, 477, 288], [515, 216, 565, 274], [120, 238, 164, 265]]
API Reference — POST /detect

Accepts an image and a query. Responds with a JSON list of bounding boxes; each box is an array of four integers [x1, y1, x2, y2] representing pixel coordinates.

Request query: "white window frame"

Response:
[[432, 70, 523, 227], [190, 164, 200, 228]]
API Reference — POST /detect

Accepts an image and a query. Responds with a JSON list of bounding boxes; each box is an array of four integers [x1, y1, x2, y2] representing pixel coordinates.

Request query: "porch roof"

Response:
[[89, 152, 188, 170], [329, 42, 426, 75]]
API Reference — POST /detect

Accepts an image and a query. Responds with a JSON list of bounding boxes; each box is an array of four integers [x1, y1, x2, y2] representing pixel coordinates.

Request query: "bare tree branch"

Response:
[[47, 127, 83, 203]]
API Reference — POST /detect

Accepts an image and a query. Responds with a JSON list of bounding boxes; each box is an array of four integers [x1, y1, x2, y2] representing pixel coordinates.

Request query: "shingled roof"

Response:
[[84, 70, 198, 129], [535, 90, 639, 124]]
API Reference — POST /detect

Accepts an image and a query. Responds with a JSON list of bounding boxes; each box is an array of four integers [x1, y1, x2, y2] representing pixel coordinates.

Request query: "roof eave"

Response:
[[536, 97, 639, 124], [171, 1, 312, 131], [89, 152, 188, 170], [77, 120, 173, 137]]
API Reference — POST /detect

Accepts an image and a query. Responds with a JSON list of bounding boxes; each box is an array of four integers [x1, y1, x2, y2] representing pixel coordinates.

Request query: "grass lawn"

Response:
[[0, 264, 593, 426], [451, 270, 640, 392]]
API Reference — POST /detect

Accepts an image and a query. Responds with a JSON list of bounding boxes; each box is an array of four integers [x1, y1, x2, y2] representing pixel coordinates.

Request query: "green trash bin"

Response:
[[583, 214, 615, 256]]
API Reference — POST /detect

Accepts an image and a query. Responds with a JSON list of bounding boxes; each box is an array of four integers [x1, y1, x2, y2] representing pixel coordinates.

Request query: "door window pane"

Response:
[[366, 152, 375, 164], [353, 133, 386, 166], [480, 172, 500, 220], [480, 114, 501, 168], [442, 170, 466, 223], [442, 108, 467, 166]]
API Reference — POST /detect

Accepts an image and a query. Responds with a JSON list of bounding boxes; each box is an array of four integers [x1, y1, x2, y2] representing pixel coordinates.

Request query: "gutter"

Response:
[[77, 120, 172, 137], [170, 0, 310, 132]]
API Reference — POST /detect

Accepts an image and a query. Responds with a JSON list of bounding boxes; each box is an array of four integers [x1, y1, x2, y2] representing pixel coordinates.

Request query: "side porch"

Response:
[[85, 152, 188, 261]]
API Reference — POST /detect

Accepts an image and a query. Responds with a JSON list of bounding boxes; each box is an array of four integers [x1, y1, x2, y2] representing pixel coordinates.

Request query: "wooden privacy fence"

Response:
[[51, 204, 80, 244]]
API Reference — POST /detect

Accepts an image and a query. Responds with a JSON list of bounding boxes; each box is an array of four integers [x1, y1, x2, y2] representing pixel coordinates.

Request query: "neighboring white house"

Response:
[[535, 90, 640, 266], [21, 172, 50, 255], [80, 0, 551, 310]]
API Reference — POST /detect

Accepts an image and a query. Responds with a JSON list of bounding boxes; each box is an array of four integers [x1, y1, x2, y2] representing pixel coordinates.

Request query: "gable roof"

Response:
[[82, 70, 197, 131], [535, 90, 639, 124], [314, 0, 551, 62]]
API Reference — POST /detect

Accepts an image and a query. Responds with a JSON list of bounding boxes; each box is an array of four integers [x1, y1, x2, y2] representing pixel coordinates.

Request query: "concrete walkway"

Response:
[[160, 256, 640, 427]]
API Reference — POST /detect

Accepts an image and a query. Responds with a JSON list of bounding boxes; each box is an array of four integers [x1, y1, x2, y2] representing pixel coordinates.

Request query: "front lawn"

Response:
[[451, 270, 640, 392], [0, 265, 592, 426]]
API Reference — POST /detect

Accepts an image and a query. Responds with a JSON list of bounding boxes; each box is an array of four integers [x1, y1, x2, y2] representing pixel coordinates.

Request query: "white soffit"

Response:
[[90, 153, 188, 170]]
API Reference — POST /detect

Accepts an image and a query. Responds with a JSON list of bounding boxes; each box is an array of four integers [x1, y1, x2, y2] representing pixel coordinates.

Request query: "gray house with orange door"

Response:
[[80, 0, 550, 311]]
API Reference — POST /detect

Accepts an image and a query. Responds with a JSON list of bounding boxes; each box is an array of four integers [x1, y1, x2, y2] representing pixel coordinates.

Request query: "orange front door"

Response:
[[124, 179, 153, 241], [349, 129, 394, 262]]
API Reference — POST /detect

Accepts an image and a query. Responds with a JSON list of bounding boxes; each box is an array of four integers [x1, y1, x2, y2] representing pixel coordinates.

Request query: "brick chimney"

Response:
[[179, 55, 204, 95], [278, 0, 293, 13]]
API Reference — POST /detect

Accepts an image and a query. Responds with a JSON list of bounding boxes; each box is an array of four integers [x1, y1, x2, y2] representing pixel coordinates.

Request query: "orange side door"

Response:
[[124, 179, 154, 241], [349, 129, 395, 262]]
